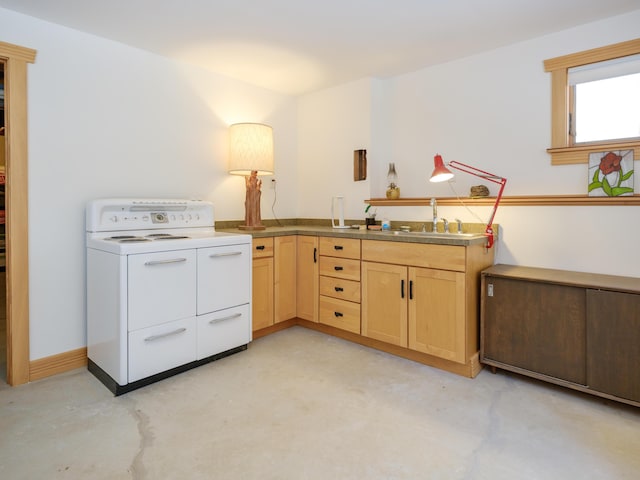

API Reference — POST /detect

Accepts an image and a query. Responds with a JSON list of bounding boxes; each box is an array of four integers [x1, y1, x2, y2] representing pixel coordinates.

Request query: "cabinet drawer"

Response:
[[128, 317, 197, 382], [320, 276, 361, 303], [319, 296, 361, 334], [319, 256, 361, 281], [319, 237, 361, 259], [362, 240, 465, 272], [197, 304, 251, 360], [252, 238, 274, 258]]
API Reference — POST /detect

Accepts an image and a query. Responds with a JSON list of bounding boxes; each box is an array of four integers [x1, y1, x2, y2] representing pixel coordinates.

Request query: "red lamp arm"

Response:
[[448, 161, 507, 248]]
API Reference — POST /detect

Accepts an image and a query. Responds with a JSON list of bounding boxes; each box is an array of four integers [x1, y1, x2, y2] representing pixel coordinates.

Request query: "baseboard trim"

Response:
[[29, 347, 88, 381]]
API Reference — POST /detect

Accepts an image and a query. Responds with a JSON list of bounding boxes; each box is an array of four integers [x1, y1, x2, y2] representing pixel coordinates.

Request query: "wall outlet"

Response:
[[270, 178, 276, 189]]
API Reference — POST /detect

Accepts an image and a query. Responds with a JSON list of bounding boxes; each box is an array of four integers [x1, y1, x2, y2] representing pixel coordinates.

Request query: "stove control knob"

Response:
[[110, 215, 118, 223]]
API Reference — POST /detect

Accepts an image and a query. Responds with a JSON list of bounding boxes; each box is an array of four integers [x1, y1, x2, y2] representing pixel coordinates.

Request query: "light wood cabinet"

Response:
[[318, 237, 361, 334], [362, 239, 492, 370], [247, 231, 493, 378], [251, 238, 274, 331], [296, 235, 318, 322], [274, 236, 297, 323], [481, 264, 640, 407]]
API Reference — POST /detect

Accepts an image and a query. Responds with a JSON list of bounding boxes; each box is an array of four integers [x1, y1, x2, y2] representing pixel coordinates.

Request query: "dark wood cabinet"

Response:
[[481, 264, 640, 407], [586, 289, 640, 402]]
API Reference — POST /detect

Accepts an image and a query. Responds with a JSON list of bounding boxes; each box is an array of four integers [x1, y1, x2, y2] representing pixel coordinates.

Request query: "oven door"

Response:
[[128, 249, 197, 331], [197, 243, 251, 315]]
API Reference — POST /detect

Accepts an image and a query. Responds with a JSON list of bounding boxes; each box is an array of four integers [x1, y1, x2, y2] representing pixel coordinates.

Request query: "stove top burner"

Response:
[[117, 237, 152, 243], [145, 233, 191, 240], [105, 233, 191, 243]]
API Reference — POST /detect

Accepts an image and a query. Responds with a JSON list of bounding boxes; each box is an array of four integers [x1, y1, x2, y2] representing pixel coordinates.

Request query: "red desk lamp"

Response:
[[429, 154, 507, 248]]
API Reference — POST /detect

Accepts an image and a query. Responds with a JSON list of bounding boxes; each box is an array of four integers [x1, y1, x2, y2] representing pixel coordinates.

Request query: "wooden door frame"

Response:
[[1, 41, 36, 386]]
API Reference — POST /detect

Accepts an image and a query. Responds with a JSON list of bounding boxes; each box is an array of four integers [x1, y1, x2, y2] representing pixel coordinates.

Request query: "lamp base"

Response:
[[238, 224, 266, 231]]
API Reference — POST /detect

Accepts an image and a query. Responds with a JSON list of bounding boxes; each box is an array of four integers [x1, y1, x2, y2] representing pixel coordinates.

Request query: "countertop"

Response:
[[217, 224, 490, 246]]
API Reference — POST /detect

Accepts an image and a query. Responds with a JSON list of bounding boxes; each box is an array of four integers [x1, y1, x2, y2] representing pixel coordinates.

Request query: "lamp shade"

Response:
[[429, 154, 454, 183], [228, 123, 274, 175]]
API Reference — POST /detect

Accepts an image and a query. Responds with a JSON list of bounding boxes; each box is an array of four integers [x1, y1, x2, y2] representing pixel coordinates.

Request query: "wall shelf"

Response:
[[366, 194, 640, 207]]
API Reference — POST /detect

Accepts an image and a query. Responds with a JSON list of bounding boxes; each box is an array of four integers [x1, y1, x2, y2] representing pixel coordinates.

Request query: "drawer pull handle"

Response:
[[256, 245, 266, 250], [313, 247, 317, 263], [144, 327, 187, 342], [335, 287, 344, 292], [409, 280, 414, 300], [209, 312, 242, 324], [334, 266, 344, 271], [144, 258, 187, 266], [334, 245, 344, 250], [334, 312, 344, 317], [210, 251, 242, 258], [401, 279, 405, 299]]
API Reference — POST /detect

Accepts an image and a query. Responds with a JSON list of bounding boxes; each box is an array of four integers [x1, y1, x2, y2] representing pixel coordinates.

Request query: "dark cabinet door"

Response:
[[587, 289, 640, 403], [483, 277, 587, 385]]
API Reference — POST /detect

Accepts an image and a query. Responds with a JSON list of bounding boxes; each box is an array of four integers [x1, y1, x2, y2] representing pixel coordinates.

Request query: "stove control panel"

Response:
[[87, 199, 214, 232]]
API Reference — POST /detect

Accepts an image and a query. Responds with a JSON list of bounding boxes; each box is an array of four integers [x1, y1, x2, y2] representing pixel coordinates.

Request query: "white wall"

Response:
[[0, 8, 298, 360], [296, 78, 374, 220], [297, 9, 640, 277], [2, 6, 640, 362]]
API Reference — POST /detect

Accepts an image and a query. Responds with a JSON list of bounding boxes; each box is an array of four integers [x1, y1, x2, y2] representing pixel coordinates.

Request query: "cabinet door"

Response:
[[296, 236, 318, 322], [361, 261, 407, 347], [252, 257, 274, 331], [128, 250, 197, 331], [409, 267, 466, 364], [197, 243, 251, 315], [587, 289, 640, 402], [275, 236, 297, 323], [482, 276, 586, 384]]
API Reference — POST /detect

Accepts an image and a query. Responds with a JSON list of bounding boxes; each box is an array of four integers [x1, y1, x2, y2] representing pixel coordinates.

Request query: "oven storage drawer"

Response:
[[197, 243, 251, 315], [128, 250, 197, 331], [128, 317, 197, 382], [197, 304, 251, 359]]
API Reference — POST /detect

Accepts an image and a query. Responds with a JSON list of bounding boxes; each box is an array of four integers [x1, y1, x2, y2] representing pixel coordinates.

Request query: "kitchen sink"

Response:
[[373, 230, 485, 239]]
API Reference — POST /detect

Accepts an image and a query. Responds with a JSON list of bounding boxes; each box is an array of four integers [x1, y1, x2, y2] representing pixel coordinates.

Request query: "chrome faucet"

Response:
[[441, 218, 449, 233], [430, 198, 438, 233], [455, 218, 463, 234]]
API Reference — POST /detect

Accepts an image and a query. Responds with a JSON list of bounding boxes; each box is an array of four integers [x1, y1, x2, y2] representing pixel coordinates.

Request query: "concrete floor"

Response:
[[1, 326, 639, 480]]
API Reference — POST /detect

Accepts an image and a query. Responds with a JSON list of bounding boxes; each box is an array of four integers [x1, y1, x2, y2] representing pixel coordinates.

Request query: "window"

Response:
[[544, 39, 640, 165], [570, 55, 640, 144]]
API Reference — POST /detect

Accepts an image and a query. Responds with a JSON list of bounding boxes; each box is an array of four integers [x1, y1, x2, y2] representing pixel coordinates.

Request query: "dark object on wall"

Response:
[[354, 149, 367, 181]]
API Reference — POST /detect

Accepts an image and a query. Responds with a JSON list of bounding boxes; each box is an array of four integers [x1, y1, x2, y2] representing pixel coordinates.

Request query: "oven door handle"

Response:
[[144, 258, 188, 266], [209, 251, 243, 258], [144, 327, 187, 342], [209, 312, 242, 324]]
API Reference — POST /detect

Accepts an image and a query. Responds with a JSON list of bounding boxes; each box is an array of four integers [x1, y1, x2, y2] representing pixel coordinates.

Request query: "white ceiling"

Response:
[[1, 0, 639, 95]]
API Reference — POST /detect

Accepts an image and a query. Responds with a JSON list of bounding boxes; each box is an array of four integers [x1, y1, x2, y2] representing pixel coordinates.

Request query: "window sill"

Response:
[[547, 141, 640, 165]]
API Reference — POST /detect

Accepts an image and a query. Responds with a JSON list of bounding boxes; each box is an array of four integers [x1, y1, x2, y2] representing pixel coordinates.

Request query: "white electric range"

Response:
[[86, 198, 252, 395]]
